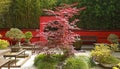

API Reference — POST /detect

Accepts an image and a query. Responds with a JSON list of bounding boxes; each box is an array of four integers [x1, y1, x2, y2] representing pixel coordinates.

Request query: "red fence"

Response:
[[0, 29, 120, 44], [73, 30, 120, 43]]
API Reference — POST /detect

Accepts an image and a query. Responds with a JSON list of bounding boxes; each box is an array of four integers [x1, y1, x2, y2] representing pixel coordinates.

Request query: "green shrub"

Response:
[[24, 31, 33, 43], [34, 54, 64, 69], [63, 56, 95, 69], [104, 56, 120, 64], [0, 39, 9, 49], [91, 44, 120, 64], [91, 45, 111, 63]]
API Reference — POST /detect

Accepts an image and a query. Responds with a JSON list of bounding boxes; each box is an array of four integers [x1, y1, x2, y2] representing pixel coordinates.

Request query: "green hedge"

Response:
[[56, 0, 120, 30], [0, 0, 120, 29], [78, 0, 120, 30]]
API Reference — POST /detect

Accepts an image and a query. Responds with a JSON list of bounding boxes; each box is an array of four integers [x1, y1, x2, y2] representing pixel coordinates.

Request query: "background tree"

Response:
[[0, 0, 120, 29], [0, 0, 57, 29], [0, 0, 11, 28]]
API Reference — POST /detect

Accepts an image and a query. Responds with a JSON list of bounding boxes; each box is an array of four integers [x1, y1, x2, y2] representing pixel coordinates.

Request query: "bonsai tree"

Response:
[[107, 34, 119, 44], [73, 36, 82, 50], [24, 31, 33, 43], [107, 34, 120, 51], [5, 28, 25, 46], [0, 39, 10, 49]]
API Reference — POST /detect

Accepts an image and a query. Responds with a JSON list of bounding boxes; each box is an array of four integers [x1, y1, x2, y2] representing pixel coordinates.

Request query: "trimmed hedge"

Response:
[[56, 0, 120, 30], [0, 0, 120, 29]]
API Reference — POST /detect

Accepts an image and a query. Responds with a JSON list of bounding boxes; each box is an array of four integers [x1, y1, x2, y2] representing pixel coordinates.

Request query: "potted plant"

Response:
[[107, 34, 119, 44], [73, 36, 82, 50], [91, 44, 120, 68], [24, 31, 33, 44], [107, 34, 120, 51], [0, 39, 10, 49], [5, 28, 25, 52]]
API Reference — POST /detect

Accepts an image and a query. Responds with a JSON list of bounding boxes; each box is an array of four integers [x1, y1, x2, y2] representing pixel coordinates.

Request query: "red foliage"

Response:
[[41, 3, 86, 56]]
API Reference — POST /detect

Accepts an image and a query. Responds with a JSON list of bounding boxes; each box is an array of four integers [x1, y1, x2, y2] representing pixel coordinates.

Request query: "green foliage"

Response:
[[4, 0, 41, 29], [0, 0, 120, 29], [5, 28, 24, 41], [63, 56, 94, 69], [37, 61, 57, 69], [24, 31, 33, 39], [0, 0, 12, 28], [104, 56, 120, 64], [91, 44, 120, 64], [24, 31, 33, 43], [107, 34, 119, 44], [34, 54, 64, 69], [78, 0, 120, 30], [110, 44, 119, 51], [0, 39, 9, 49], [0, 0, 56, 29], [56, 0, 120, 30], [91, 44, 111, 63], [0, 0, 11, 14]]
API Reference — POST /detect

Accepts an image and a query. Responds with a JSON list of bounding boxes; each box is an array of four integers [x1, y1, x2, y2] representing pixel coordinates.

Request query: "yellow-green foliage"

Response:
[[24, 31, 33, 39], [110, 44, 119, 51], [105, 56, 120, 64], [63, 56, 93, 69], [5, 28, 24, 40], [91, 44, 111, 63], [0, 39, 9, 49], [91, 44, 120, 64], [107, 34, 119, 44], [24, 31, 33, 43]]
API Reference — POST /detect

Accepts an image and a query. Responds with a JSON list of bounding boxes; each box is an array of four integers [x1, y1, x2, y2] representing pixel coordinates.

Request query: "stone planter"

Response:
[[99, 63, 115, 68], [73, 39, 82, 50], [112, 51, 120, 58], [11, 46, 21, 52]]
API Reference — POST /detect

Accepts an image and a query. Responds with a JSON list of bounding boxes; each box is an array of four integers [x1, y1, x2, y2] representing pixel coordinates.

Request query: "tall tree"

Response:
[[0, 0, 11, 28]]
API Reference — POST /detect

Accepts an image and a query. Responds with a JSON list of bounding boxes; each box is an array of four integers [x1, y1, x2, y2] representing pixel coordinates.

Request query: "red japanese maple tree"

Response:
[[41, 3, 86, 56]]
